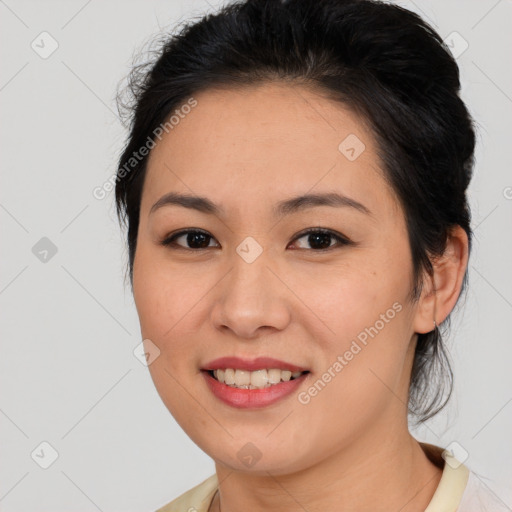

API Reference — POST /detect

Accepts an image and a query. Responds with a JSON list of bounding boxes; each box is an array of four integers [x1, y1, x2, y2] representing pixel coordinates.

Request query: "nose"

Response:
[[210, 245, 292, 339]]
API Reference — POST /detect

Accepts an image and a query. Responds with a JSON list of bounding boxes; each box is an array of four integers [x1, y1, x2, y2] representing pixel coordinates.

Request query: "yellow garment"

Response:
[[156, 474, 218, 512], [155, 443, 471, 512]]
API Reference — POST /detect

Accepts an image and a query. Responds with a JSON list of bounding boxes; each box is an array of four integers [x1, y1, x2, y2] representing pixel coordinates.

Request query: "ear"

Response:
[[413, 226, 469, 334]]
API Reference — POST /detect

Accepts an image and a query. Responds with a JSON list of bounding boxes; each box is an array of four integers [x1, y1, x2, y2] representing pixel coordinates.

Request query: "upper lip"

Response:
[[202, 357, 308, 373]]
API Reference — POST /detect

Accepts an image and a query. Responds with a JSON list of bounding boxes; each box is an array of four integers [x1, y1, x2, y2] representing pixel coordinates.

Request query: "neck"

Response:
[[210, 427, 443, 512]]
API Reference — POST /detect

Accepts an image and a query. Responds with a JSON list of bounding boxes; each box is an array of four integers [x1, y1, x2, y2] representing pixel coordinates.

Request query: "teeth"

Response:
[[268, 369, 281, 384], [281, 370, 292, 382], [235, 369, 251, 386], [212, 368, 305, 389], [251, 369, 268, 387], [224, 368, 235, 385]]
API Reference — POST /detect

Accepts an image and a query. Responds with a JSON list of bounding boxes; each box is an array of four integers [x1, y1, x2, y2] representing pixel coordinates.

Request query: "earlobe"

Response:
[[413, 226, 469, 334]]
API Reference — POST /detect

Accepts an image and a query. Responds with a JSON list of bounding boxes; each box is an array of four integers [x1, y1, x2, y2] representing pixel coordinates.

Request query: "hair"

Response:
[[115, 0, 476, 423]]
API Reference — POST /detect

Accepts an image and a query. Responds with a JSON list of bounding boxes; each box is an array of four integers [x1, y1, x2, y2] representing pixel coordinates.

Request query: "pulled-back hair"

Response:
[[115, 0, 476, 423]]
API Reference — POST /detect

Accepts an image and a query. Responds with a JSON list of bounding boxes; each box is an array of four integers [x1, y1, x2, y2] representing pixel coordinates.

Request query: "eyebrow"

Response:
[[149, 191, 371, 217]]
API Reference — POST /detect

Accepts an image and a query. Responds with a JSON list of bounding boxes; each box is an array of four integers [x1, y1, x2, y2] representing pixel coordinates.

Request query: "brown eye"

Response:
[[161, 229, 219, 250], [161, 227, 352, 252], [290, 228, 352, 251]]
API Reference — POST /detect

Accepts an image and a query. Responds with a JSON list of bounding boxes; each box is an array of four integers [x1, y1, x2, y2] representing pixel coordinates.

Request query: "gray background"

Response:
[[1, 0, 511, 510]]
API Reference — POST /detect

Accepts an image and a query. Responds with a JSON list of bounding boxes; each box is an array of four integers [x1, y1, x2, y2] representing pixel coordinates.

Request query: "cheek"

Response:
[[132, 248, 204, 425], [310, 258, 407, 344], [132, 244, 219, 383], [133, 244, 196, 338], [304, 248, 414, 406], [132, 248, 189, 384], [296, 304, 412, 453], [132, 263, 167, 340], [316, 277, 410, 385]]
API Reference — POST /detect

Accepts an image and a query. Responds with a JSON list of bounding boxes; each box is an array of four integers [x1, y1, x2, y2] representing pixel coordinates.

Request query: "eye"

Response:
[[160, 227, 353, 252], [161, 229, 219, 251], [289, 228, 353, 251]]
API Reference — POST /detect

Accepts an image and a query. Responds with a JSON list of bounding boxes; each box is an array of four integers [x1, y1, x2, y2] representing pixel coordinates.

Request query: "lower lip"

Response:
[[202, 371, 308, 409]]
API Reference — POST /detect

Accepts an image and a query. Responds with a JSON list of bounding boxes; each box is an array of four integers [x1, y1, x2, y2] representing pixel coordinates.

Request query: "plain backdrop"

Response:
[[1, 1, 511, 511]]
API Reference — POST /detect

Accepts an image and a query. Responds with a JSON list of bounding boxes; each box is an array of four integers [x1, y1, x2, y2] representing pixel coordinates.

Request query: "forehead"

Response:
[[142, 82, 399, 220]]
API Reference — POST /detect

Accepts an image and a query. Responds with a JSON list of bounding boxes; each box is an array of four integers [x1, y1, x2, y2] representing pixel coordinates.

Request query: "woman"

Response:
[[115, 0, 508, 510]]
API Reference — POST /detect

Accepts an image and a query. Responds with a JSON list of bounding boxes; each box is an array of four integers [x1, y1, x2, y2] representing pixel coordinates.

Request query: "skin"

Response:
[[132, 82, 469, 511]]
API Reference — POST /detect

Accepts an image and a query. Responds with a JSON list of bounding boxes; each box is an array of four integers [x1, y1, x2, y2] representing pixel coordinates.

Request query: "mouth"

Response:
[[205, 368, 309, 390], [201, 357, 311, 408]]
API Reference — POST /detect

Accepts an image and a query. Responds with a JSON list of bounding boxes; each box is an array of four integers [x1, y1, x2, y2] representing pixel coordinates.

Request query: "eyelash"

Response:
[[160, 227, 353, 252]]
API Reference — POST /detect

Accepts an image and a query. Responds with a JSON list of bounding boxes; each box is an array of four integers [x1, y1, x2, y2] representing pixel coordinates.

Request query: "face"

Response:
[[133, 82, 421, 475]]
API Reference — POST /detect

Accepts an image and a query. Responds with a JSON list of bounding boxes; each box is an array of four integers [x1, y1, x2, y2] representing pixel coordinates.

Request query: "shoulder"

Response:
[[457, 471, 511, 512], [155, 474, 218, 512], [421, 443, 511, 512]]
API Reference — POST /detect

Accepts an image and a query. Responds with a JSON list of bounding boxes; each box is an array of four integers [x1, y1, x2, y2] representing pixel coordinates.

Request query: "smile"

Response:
[[210, 368, 307, 389], [202, 370, 310, 409]]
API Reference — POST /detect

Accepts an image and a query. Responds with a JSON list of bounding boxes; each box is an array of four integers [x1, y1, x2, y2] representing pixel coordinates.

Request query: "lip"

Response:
[[202, 356, 307, 373], [202, 370, 309, 409]]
